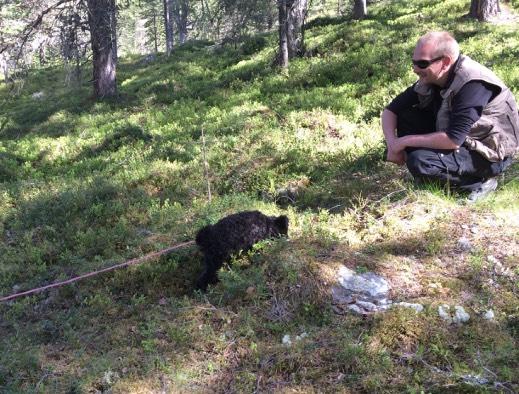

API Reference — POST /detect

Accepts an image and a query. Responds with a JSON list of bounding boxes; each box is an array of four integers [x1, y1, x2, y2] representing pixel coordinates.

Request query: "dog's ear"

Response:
[[274, 215, 289, 235]]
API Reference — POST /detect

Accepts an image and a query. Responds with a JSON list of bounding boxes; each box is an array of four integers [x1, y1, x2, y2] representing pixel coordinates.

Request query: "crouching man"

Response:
[[382, 31, 519, 201]]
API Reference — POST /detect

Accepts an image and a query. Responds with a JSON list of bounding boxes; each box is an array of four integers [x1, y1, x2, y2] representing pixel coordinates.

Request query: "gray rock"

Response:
[[438, 304, 470, 324], [461, 374, 489, 385], [332, 267, 394, 315], [356, 300, 379, 312], [487, 255, 498, 265], [376, 298, 391, 306], [482, 309, 495, 321], [347, 304, 364, 314], [31, 91, 45, 99], [393, 302, 424, 313], [438, 304, 452, 323], [102, 370, 119, 386], [333, 267, 428, 316], [331, 287, 355, 305], [139, 53, 157, 66], [336, 267, 390, 299], [457, 237, 472, 251], [453, 305, 470, 324]]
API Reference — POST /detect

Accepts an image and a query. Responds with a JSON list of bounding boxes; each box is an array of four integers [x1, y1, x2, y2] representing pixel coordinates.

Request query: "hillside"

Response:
[[1, 0, 518, 392]]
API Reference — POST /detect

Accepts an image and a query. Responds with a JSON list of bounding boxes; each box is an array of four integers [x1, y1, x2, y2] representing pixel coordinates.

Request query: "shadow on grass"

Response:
[[0, 173, 207, 391]]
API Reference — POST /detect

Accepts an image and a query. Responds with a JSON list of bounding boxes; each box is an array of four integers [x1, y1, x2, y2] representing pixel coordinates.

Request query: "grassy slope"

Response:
[[1, 0, 518, 392]]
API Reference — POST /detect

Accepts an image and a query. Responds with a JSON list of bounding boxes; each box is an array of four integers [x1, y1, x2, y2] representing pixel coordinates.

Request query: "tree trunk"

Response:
[[0, 54, 9, 81], [353, 0, 367, 20], [176, 0, 189, 44], [87, 0, 117, 98], [110, 0, 118, 64], [469, 0, 500, 21], [286, 0, 308, 58], [278, 0, 289, 68], [152, 11, 159, 53], [39, 43, 47, 65], [164, 0, 174, 55]]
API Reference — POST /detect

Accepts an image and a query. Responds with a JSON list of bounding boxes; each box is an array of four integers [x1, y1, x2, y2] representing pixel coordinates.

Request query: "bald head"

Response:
[[416, 31, 460, 61]]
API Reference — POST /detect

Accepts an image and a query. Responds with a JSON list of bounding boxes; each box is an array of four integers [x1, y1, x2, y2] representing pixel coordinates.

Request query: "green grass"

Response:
[[1, 0, 519, 392]]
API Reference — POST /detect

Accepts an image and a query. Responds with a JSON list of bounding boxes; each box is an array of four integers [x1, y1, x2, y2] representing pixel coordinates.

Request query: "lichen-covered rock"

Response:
[[336, 266, 390, 299], [453, 305, 470, 324], [438, 304, 452, 323], [393, 302, 424, 313]]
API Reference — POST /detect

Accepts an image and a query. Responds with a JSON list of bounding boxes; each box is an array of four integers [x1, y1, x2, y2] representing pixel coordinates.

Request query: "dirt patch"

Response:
[[488, 3, 519, 24]]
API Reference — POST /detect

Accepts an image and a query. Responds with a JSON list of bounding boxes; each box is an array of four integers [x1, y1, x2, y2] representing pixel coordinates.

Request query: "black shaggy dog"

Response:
[[195, 210, 289, 291]]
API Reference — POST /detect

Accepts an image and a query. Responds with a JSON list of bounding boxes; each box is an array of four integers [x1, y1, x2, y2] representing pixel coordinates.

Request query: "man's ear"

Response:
[[441, 55, 453, 70]]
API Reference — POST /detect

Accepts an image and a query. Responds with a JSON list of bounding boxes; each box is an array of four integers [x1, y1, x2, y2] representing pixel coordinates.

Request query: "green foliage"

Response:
[[241, 34, 269, 56]]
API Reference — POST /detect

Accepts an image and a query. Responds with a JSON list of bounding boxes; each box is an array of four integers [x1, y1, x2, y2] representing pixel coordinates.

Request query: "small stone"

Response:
[[470, 227, 479, 234], [394, 302, 424, 313], [453, 305, 470, 324], [356, 300, 379, 312], [438, 304, 452, 323], [295, 332, 308, 341], [493, 261, 506, 275], [457, 237, 472, 251], [487, 255, 498, 264], [347, 304, 364, 314], [482, 309, 495, 321], [31, 91, 45, 99], [462, 374, 489, 385], [282, 334, 292, 346], [461, 224, 469, 230], [102, 370, 119, 386]]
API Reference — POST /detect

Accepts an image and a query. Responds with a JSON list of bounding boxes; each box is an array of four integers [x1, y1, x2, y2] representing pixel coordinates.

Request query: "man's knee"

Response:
[[406, 150, 431, 177]]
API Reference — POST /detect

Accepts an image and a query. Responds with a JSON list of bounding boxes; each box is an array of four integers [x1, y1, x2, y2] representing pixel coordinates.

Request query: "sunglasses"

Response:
[[412, 56, 443, 69]]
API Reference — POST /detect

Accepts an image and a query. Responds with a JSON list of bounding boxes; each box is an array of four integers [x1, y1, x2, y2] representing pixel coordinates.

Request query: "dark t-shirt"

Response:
[[387, 80, 498, 146]]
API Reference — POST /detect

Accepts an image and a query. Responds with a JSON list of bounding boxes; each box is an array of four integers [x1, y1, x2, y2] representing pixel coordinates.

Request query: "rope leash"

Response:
[[0, 240, 195, 303]]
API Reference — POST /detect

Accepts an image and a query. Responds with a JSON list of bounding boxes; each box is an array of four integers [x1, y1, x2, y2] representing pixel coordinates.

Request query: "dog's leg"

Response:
[[196, 255, 221, 291]]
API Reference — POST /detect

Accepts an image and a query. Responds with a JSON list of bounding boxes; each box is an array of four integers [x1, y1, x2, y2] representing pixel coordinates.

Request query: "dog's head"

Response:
[[273, 215, 289, 237]]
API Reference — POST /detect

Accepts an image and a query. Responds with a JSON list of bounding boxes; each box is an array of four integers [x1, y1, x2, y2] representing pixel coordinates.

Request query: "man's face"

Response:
[[412, 42, 445, 85]]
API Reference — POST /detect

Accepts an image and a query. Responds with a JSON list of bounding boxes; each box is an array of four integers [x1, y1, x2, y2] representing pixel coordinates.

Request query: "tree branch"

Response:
[[0, 0, 76, 55]]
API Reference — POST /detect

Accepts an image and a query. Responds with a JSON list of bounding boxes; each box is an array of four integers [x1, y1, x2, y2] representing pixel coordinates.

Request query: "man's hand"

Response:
[[386, 146, 406, 165], [381, 109, 406, 166]]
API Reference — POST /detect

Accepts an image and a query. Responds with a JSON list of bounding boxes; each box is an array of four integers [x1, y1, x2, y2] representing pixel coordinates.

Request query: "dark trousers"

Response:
[[397, 106, 512, 192]]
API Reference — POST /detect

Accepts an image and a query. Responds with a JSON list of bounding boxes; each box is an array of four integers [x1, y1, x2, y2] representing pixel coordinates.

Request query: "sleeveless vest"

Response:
[[414, 55, 519, 162]]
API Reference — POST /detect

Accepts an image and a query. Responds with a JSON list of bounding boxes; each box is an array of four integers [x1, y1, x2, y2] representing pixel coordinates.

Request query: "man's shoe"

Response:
[[467, 177, 498, 202]]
